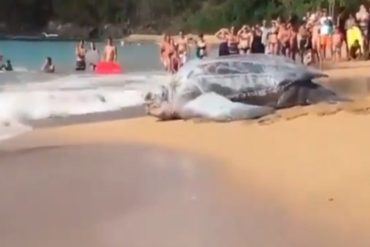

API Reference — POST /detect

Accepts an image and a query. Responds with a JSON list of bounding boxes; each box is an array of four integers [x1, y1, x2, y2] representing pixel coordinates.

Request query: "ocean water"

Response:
[[0, 40, 163, 72], [0, 40, 177, 140]]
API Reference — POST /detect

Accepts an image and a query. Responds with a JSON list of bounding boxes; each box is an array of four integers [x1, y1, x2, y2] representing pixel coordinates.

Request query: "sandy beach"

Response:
[[124, 33, 220, 44], [1, 63, 370, 246]]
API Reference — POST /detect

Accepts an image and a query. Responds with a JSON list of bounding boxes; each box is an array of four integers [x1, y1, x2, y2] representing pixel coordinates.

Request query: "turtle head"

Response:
[[146, 101, 179, 120], [144, 85, 170, 106], [144, 85, 171, 115]]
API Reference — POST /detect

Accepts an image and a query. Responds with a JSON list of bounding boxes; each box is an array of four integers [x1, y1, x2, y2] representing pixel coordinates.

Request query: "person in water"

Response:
[[75, 40, 86, 71], [0, 55, 5, 70], [88, 42, 99, 71], [0, 60, 13, 71], [103, 37, 117, 62], [41, 57, 55, 73], [196, 33, 207, 59]]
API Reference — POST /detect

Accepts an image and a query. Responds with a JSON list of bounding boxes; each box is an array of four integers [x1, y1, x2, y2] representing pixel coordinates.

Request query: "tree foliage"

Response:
[[0, 0, 366, 33]]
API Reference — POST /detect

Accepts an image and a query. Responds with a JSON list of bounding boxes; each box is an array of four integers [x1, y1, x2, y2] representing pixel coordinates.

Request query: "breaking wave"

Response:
[[0, 72, 171, 141]]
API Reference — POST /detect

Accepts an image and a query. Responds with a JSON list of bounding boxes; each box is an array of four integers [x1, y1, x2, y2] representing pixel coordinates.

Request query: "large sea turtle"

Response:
[[145, 54, 346, 121]]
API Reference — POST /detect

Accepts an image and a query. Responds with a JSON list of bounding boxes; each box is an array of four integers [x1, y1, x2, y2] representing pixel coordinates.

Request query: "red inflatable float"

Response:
[[95, 61, 122, 74]]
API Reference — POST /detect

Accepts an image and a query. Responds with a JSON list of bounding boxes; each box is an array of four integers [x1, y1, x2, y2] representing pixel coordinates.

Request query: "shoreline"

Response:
[[27, 105, 146, 129], [124, 33, 220, 44]]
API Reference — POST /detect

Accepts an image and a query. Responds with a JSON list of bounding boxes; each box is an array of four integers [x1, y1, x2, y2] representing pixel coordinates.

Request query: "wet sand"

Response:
[[28, 105, 146, 128], [2, 63, 370, 246]]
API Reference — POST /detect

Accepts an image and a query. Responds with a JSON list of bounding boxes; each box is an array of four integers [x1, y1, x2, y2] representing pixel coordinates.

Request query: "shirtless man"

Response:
[[176, 31, 189, 66], [103, 37, 117, 62], [278, 22, 291, 56]]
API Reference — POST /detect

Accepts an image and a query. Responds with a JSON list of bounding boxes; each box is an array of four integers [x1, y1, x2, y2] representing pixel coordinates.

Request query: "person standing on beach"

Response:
[[160, 34, 171, 71], [176, 31, 189, 66], [250, 25, 265, 54], [195, 33, 208, 59], [268, 21, 279, 55], [332, 27, 344, 62], [75, 40, 86, 71], [261, 20, 271, 54], [319, 9, 334, 60], [356, 5, 369, 53], [103, 37, 117, 62], [237, 25, 252, 54], [169, 38, 180, 73], [278, 22, 291, 56], [215, 28, 230, 56]]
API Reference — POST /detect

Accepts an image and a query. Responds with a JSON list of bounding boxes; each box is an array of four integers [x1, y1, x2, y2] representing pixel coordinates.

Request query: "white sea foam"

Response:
[[0, 71, 171, 141]]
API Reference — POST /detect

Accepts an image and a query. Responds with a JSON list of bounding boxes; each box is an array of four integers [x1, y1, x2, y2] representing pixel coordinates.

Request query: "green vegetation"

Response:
[[0, 0, 365, 34]]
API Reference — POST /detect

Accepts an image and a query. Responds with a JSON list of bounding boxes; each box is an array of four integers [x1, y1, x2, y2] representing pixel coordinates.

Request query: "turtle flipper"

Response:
[[180, 92, 274, 121]]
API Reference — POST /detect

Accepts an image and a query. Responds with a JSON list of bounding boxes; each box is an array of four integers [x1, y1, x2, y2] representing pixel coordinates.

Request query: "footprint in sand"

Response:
[[341, 100, 370, 115], [257, 114, 282, 125]]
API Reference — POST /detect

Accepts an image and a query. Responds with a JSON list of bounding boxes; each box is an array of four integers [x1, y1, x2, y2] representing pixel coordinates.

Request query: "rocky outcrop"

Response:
[[45, 21, 94, 39]]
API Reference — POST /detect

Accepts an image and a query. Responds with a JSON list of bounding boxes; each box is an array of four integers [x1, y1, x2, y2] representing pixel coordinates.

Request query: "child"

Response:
[[332, 27, 343, 62], [349, 39, 362, 60]]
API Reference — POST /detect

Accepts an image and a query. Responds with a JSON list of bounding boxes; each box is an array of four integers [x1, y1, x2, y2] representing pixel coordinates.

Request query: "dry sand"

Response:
[[1, 64, 370, 246]]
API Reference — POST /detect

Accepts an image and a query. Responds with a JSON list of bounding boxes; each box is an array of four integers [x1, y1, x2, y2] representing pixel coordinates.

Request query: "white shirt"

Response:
[[319, 16, 333, 35]]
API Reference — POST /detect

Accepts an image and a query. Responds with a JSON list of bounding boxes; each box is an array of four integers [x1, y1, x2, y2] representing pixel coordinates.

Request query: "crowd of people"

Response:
[[160, 4, 370, 73]]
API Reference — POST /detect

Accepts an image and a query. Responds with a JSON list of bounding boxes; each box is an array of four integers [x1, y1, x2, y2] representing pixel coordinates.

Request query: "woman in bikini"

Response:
[[268, 21, 279, 55], [237, 25, 252, 54], [160, 34, 171, 72]]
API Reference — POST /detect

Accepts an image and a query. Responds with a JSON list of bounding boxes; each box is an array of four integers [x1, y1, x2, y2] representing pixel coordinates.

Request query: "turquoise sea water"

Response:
[[0, 40, 163, 72]]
